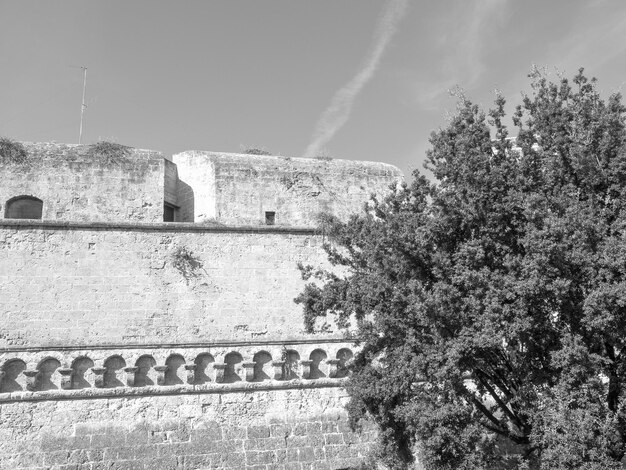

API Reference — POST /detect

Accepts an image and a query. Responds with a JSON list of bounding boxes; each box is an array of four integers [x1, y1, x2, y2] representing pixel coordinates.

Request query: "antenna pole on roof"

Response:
[[78, 66, 87, 145]]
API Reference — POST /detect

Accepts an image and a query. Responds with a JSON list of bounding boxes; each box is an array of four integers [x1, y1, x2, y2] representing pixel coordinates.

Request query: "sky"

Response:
[[2, 0, 626, 179]]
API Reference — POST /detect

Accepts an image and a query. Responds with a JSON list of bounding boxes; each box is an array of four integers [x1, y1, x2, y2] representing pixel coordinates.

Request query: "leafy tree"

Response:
[[295, 68, 626, 469]]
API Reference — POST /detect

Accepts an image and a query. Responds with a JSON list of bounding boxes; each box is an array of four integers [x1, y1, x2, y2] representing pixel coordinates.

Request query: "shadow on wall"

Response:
[[177, 180, 195, 223]]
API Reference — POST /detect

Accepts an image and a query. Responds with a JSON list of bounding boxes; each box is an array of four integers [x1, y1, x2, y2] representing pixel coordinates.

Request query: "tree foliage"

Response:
[[295, 68, 626, 469]]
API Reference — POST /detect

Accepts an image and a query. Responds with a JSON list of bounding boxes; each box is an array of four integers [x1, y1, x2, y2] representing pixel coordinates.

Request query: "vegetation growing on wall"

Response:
[[0, 137, 28, 164], [296, 68, 626, 469], [86, 141, 132, 165], [314, 151, 334, 161], [242, 146, 272, 156], [171, 246, 204, 282]]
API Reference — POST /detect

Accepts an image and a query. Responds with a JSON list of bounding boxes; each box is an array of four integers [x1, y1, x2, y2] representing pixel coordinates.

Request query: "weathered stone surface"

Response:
[[0, 142, 165, 223], [0, 223, 339, 348], [173, 151, 403, 226], [0, 144, 398, 469], [0, 388, 375, 469]]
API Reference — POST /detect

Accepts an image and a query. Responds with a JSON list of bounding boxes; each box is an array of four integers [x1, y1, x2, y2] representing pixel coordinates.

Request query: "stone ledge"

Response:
[[0, 337, 354, 354], [0, 219, 318, 234], [0, 377, 347, 403]]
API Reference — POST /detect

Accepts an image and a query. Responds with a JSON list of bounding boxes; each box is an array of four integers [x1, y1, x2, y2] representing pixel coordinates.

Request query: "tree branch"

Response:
[[475, 370, 525, 430]]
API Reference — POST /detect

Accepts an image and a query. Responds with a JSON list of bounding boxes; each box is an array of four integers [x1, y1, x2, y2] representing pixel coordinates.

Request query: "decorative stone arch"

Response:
[[308, 349, 328, 379], [70, 356, 94, 389], [164, 354, 185, 385], [194, 353, 215, 384], [223, 351, 243, 383], [36, 357, 61, 391], [103, 355, 126, 388], [252, 351, 272, 382], [134, 355, 156, 387], [335, 348, 354, 378], [4, 195, 43, 219], [283, 349, 300, 380], [1, 358, 26, 392]]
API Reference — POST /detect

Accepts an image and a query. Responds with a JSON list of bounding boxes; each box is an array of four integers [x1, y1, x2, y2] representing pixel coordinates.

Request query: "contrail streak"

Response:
[[303, 0, 408, 159]]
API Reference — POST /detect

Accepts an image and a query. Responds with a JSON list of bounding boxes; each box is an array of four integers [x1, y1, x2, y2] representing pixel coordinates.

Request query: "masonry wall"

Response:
[[0, 385, 374, 470], [164, 159, 179, 208], [0, 145, 395, 469], [0, 221, 336, 348], [0, 143, 165, 223], [173, 151, 402, 226]]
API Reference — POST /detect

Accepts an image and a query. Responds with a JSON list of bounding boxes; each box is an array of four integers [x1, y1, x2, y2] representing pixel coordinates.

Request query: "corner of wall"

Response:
[[172, 152, 217, 223]]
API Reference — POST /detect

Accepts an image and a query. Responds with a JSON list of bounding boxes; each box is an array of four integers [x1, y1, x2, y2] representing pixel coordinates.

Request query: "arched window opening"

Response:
[[223, 352, 243, 383], [194, 353, 215, 384], [252, 351, 272, 382], [164, 354, 185, 385], [5, 196, 43, 219]]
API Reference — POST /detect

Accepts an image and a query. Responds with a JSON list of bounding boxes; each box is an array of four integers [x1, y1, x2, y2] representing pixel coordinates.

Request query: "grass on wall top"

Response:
[[0, 137, 28, 164], [86, 141, 132, 165]]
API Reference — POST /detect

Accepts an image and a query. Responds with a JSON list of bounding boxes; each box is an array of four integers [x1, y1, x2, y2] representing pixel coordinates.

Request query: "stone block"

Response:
[[90, 432, 126, 449], [184, 439, 222, 455], [321, 422, 338, 433], [108, 460, 145, 470], [144, 456, 179, 470], [220, 451, 246, 467], [40, 434, 72, 451], [324, 445, 353, 461], [270, 423, 291, 438], [183, 454, 212, 469], [247, 425, 271, 439], [306, 422, 322, 435], [168, 426, 191, 443], [324, 433, 344, 445], [298, 447, 316, 463], [310, 462, 331, 470], [68, 448, 103, 465], [245, 437, 285, 451], [107, 446, 158, 461], [284, 463, 303, 470], [52, 464, 82, 470], [222, 426, 245, 440], [285, 447, 300, 463], [292, 422, 308, 436], [43, 450, 71, 466], [15, 452, 45, 467], [190, 426, 222, 442]]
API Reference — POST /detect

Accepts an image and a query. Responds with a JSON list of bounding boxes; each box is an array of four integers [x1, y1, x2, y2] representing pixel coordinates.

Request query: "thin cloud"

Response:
[[303, 0, 408, 159], [413, 0, 510, 107], [547, 13, 626, 74], [462, 0, 507, 84]]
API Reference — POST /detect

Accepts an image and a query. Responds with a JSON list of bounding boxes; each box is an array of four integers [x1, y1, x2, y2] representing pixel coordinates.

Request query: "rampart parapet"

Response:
[[172, 150, 403, 226], [0, 142, 165, 222]]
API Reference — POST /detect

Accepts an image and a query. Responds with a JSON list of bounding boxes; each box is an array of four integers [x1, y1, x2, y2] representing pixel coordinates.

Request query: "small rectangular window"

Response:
[[265, 211, 275, 225], [163, 203, 178, 222]]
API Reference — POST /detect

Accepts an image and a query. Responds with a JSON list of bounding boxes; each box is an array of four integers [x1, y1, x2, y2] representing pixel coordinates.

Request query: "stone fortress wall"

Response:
[[172, 151, 401, 226], [0, 143, 166, 223], [0, 223, 330, 347], [0, 143, 403, 470]]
